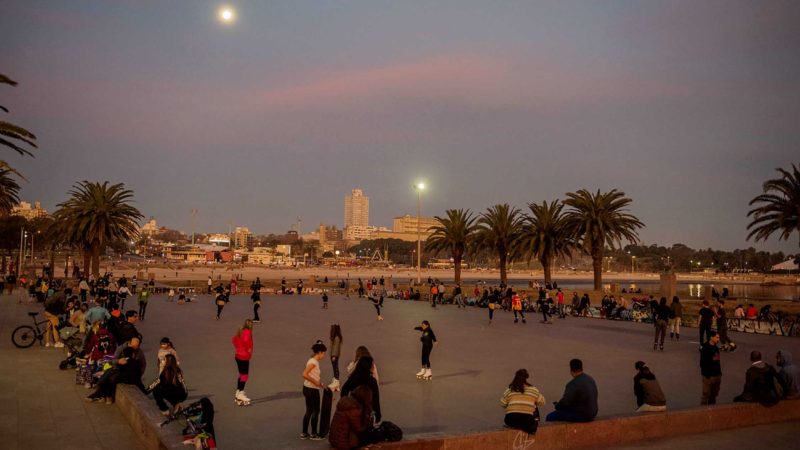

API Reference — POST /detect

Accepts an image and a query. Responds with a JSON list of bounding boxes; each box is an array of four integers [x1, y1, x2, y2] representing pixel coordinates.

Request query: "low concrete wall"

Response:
[[115, 385, 184, 450], [380, 400, 800, 449]]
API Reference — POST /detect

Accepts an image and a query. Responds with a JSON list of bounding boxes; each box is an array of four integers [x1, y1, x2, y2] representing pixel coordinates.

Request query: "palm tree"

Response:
[[53, 181, 143, 277], [747, 163, 800, 249], [425, 209, 477, 284], [475, 204, 523, 285], [518, 200, 574, 285], [563, 189, 644, 291], [1, 74, 37, 157], [0, 166, 21, 216]]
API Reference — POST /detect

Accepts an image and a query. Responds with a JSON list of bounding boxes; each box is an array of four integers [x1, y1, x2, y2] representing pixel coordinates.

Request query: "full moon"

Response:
[[218, 6, 235, 23]]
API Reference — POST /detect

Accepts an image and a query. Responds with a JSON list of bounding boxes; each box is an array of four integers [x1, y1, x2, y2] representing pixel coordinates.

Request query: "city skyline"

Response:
[[3, 1, 799, 253]]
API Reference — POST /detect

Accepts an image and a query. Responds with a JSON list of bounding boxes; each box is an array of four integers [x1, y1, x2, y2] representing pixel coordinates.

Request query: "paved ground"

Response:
[[0, 291, 142, 450], [612, 421, 798, 449], [3, 290, 799, 450]]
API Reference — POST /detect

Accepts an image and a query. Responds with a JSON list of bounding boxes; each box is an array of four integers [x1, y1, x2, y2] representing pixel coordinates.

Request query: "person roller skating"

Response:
[[512, 292, 526, 324], [232, 319, 254, 406], [414, 320, 436, 380], [370, 291, 384, 320], [327, 324, 342, 391]]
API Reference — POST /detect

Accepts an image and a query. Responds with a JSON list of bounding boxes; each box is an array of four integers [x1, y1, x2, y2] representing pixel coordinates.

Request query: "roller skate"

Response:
[[422, 368, 432, 380], [327, 378, 340, 391], [415, 367, 426, 379], [234, 390, 251, 406]]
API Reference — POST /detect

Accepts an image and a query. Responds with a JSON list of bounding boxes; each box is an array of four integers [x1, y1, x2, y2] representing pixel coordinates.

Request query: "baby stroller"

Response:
[[162, 397, 216, 449]]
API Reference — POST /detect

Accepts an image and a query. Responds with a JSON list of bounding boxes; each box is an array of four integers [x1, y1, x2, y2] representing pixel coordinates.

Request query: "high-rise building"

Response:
[[344, 189, 369, 229], [393, 214, 438, 234], [233, 227, 253, 249], [11, 201, 48, 220]]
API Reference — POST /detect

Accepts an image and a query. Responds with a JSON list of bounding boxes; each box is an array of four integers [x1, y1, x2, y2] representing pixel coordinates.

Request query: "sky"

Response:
[[2, 0, 799, 253]]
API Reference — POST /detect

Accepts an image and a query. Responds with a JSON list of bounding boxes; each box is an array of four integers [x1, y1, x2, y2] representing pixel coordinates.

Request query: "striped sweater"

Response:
[[500, 386, 545, 415]]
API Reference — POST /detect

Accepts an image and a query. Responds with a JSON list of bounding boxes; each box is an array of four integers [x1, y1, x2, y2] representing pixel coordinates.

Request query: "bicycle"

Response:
[[11, 312, 50, 348]]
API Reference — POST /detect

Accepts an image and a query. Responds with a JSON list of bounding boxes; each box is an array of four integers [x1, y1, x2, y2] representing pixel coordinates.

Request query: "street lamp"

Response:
[[631, 256, 636, 273], [18, 228, 26, 275], [414, 182, 426, 284]]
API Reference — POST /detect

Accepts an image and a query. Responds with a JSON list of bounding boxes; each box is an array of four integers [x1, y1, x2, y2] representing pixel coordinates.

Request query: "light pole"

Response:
[[414, 182, 425, 284], [18, 228, 25, 275], [631, 256, 636, 273]]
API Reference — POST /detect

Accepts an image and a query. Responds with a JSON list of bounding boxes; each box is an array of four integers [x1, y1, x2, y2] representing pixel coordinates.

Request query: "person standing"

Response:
[[698, 301, 715, 348], [232, 319, 254, 405], [669, 296, 682, 340], [215, 288, 229, 320], [206, 276, 212, 295], [633, 361, 667, 412], [716, 299, 735, 352], [512, 293, 526, 324], [488, 298, 497, 325], [700, 331, 722, 405], [653, 297, 670, 351], [296, 279, 304, 295], [453, 284, 464, 308], [500, 369, 545, 434], [429, 284, 438, 308], [321, 291, 329, 309], [414, 321, 436, 380], [556, 289, 566, 319], [251, 287, 262, 322], [301, 341, 327, 440], [328, 325, 342, 391], [370, 292, 384, 321], [167, 288, 175, 302], [281, 277, 286, 294], [137, 287, 150, 321]]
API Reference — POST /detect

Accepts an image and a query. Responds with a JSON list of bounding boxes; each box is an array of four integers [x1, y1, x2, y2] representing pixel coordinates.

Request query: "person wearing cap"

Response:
[[633, 361, 667, 412]]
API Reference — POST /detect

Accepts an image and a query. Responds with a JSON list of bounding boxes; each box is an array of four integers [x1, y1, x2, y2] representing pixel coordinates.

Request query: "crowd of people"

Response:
[[7, 268, 800, 449]]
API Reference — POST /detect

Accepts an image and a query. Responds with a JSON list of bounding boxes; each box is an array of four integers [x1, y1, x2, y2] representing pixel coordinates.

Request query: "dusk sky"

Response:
[[3, 1, 799, 253]]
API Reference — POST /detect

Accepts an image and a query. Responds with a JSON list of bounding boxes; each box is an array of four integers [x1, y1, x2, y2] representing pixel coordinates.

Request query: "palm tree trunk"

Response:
[[592, 253, 603, 291], [82, 249, 90, 279], [91, 242, 101, 278], [499, 251, 507, 284], [541, 256, 552, 285], [453, 252, 462, 284]]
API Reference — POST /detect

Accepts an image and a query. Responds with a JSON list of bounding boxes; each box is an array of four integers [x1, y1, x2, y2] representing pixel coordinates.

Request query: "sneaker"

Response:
[[105, 397, 113, 404], [45, 342, 52, 347], [161, 409, 171, 417], [300, 433, 311, 440], [310, 434, 324, 441], [253, 319, 260, 323], [54, 342, 64, 348], [84, 395, 102, 403]]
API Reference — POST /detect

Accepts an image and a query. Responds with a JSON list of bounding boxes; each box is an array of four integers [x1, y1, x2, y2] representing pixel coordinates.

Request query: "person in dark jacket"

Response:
[[700, 331, 722, 405], [414, 321, 436, 380], [733, 351, 781, 406], [86, 345, 145, 403], [633, 361, 667, 412], [546, 359, 598, 422], [341, 357, 381, 423], [653, 297, 670, 351], [151, 354, 188, 416], [116, 310, 142, 344], [776, 350, 799, 399], [328, 385, 374, 450]]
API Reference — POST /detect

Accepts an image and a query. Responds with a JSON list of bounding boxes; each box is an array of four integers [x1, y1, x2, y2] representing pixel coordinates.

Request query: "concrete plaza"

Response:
[[129, 291, 798, 448], [2, 290, 799, 449]]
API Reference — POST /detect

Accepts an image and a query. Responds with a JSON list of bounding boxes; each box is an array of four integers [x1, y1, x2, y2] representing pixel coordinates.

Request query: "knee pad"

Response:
[[239, 374, 249, 382]]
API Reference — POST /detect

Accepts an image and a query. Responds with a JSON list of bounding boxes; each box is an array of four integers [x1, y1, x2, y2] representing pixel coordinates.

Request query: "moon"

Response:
[[218, 6, 235, 24]]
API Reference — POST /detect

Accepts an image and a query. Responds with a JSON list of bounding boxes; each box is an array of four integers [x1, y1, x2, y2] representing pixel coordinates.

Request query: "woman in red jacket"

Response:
[[232, 319, 254, 406]]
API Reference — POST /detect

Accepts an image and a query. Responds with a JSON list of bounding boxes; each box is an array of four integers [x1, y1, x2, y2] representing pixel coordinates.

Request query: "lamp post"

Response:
[[18, 228, 25, 275], [414, 182, 425, 284], [631, 256, 636, 273]]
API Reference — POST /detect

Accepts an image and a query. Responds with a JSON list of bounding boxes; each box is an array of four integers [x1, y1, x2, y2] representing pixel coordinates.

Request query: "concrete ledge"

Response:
[[115, 385, 185, 450], [379, 400, 800, 449]]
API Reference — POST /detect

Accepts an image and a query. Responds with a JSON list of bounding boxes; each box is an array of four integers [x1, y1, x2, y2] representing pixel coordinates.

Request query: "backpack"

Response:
[[377, 421, 403, 442]]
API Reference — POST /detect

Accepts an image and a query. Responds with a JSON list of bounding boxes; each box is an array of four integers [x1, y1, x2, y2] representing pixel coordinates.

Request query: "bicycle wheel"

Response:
[[11, 325, 38, 348]]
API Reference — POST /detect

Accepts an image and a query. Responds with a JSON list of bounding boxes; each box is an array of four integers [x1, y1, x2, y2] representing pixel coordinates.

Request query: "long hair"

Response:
[[237, 319, 254, 337], [162, 354, 183, 385], [354, 345, 371, 360], [509, 368, 530, 393], [330, 324, 342, 343], [351, 356, 374, 383]]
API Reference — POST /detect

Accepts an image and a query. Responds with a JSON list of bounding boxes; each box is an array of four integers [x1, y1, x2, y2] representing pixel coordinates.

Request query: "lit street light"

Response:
[[414, 182, 426, 284]]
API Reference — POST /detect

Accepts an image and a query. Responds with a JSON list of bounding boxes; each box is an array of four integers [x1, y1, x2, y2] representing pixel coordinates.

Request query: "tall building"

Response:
[[140, 217, 159, 236], [233, 227, 253, 249], [344, 189, 369, 229]]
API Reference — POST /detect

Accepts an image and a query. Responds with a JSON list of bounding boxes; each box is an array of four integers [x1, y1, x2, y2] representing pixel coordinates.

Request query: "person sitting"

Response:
[[745, 304, 758, 319], [116, 310, 142, 344], [776, 350, 799, 399], [733, 351, 781, 406], [86, 339, 146, 404], [546, 359, 598, 423], [329, 385, 376, 450], [633, 361, 667, 412], [734, 304, 745, 319], [151, 354, 188, 417], [500, 369, 545, 434], [341, 357, 381, 424]]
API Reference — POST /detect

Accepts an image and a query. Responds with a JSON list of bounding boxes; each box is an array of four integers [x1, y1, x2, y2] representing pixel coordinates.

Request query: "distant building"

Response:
[[208, 233, 230, 245], [344, 189, 369, 229], [393, 214, 438, 234], [233, 227, 253, 249], [140, 218, 159, 236], [11, 201, 48, 220]]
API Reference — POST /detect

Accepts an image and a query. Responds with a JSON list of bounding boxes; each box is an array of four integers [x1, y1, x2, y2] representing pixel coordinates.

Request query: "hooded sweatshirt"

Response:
[[738, 361, 780, 406], [232, 328, 253, 361], [777, 350, 799, 399], [634, 368, 667, 407]]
